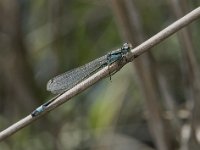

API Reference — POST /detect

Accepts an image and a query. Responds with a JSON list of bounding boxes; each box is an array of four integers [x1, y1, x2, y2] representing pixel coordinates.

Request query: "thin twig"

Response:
[[0, 6, 200, 142]]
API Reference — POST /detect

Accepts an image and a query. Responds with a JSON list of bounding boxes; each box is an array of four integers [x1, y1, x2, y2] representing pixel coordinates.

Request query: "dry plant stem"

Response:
[[127, 7, 200, 61], [168, 1, 200, 149], [0, 6, 200, 142], [112, 1, 174, 149]]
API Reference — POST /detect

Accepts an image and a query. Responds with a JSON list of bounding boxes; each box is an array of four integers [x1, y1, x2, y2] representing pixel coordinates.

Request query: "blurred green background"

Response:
[[0, 0, 200, 150]]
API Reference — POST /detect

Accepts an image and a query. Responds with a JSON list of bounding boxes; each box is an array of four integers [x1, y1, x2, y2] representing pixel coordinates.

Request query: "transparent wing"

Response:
[[47, 55, 107, 94]]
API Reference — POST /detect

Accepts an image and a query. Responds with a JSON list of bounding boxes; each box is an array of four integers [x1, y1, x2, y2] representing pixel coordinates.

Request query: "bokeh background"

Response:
[[0, 0, 200, 150]]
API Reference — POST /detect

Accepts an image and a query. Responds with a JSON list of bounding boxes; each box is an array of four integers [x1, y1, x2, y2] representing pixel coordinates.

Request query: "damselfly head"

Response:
[[122, 43, 132, 53]]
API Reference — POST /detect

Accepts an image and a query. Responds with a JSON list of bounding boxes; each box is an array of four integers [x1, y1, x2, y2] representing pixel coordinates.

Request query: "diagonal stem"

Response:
[[0, 6, 200, 142]]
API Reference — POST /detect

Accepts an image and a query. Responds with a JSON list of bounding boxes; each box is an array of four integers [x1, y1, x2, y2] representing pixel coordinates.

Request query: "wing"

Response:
[[46, 55, 108, 94]]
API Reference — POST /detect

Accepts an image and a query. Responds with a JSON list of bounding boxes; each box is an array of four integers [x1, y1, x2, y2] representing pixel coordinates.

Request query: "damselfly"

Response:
[[31, 43, 132, 117]]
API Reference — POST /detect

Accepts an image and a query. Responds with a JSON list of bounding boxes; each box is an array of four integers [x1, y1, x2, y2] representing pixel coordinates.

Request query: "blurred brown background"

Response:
[[0, 0, 200, 149]]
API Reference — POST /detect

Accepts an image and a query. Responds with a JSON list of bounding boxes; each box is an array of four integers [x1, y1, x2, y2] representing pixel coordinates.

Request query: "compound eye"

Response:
[[123, 43, 132, 50]]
